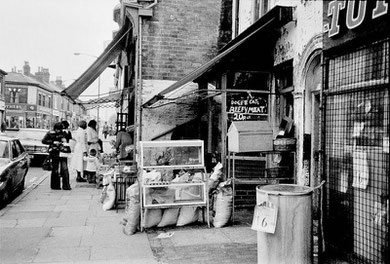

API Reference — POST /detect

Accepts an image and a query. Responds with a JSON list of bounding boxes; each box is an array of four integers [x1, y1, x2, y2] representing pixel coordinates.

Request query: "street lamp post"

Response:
[[74, 52, 100, 134]]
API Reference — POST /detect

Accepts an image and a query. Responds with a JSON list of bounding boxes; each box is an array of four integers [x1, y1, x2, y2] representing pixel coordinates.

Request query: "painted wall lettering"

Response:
[[346, 1, 366, 29], [327, 0, 346, 37], [327, 0, 388, 38], [372, 0, 388, 18]]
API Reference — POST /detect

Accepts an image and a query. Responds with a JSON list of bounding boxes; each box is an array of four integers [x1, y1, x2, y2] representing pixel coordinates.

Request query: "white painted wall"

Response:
[[27, 85, 37, 104], [237, 0, 323, 184]]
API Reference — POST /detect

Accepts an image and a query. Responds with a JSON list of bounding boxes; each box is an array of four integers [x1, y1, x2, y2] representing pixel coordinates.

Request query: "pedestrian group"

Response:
[[42, 120, 103, 190], [42, 120, 134, 190]]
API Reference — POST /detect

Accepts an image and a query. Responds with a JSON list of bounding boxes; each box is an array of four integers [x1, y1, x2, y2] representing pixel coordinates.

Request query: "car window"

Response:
[[11, 141, 19, 159], [0, 140, 9, 159], [15, 140, 25, 154]]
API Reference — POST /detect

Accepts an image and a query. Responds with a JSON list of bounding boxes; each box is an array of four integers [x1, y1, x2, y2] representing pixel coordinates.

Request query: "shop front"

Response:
[[25, 104, 37, 128], [5, 104, 26, 128], [322, 1, 389, 263], [36, 106, 52, 130], [0, 100, 5, 126], [52, 109, 60, 125], [142, 6, 296, 207]]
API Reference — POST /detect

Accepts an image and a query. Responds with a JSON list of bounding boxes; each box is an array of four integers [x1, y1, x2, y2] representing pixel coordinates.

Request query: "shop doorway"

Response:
[[304, 53, 321, 188]]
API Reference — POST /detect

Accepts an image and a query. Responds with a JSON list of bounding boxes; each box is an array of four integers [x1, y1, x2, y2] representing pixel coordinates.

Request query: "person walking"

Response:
[[71, 120, 87, 182], [83, 148, 100, 184], [42, 122, 71, 190], [86, 120, 101, 154], [61, 120, 72, 143], [115, 125, 134, 160], [102, 122, 109, 139], [1, 119, 7, 132]]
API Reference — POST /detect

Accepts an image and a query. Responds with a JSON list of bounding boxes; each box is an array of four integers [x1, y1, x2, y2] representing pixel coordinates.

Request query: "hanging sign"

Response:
[[251, 200, 278, 234], [227, 94, 267, 121], [352, 149, 369, 189]]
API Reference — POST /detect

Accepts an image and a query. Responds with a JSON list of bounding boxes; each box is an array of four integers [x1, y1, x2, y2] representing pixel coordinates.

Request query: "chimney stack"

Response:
[[35, 67, 50, 83], [23, 61, 31, 76], [55, 76, 63, 87]]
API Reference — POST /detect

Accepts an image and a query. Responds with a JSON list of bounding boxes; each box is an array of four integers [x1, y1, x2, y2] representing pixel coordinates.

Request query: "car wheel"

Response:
[[16, 177, 25, 195], [0, 185, 10, 208]]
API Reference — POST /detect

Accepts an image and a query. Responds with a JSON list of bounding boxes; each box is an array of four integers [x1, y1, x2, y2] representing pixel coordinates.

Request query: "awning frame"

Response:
[[62, 22, 132, 100]]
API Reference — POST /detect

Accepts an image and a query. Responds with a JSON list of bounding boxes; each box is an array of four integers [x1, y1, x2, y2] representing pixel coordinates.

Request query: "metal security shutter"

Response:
[[323, 39, 389, 263]]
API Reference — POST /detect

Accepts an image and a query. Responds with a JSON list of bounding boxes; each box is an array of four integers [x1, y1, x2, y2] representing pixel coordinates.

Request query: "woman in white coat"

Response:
[[71, 120, 88, 182], [86, 120, 101, 155]]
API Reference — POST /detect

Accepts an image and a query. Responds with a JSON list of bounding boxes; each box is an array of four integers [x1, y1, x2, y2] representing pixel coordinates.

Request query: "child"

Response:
[[83, 149, 100, 183]]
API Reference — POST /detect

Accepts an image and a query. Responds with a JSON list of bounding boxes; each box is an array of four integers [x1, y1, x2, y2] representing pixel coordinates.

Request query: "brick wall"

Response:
[[141, 0, 222, 80], [140, 0, 222, 141]]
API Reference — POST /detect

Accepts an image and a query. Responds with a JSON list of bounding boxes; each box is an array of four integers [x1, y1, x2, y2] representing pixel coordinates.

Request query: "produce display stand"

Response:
[[114, 160, 137, 212], [139, 140, 210, 231]]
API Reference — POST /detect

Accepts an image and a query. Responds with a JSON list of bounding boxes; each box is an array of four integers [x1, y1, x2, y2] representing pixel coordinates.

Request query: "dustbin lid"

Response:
[[257, 184, 312, 196]]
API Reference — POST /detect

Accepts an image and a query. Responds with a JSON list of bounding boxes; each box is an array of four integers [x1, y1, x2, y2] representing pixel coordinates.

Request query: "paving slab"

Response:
[[44, 216, 88, 227], [0, 210, 61, 220], [220, 225, 257, 244], [15, 218, 47, 228], [38, 235, 82, 248], [168, 228, 231, 246], [0, 227, 51, 263], [49, 226, 94, 237], [33, 246, 91, 263]]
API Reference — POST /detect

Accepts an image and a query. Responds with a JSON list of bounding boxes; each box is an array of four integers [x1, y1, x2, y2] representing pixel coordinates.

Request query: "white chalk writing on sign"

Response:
[[227, 96, 267, 121]]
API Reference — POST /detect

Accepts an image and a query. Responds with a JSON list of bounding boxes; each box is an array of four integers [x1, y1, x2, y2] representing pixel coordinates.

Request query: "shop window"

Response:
[[275, 60, 294, 119], [8, 88, 21, 103], [328, 40, 389, 92], [18, 88, 27, 103], [227, 71, 269, 122], [254, 0, 270, 21]]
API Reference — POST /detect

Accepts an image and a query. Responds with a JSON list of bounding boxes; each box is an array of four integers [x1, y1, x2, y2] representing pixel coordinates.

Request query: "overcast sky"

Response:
[[0, 0, 119, 100]]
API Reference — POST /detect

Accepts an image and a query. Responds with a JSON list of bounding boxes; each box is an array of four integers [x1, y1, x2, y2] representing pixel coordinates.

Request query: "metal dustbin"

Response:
[[255, 184, 313, 264]]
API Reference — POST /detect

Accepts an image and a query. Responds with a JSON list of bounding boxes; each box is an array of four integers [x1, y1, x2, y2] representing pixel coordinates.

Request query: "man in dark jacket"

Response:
[[42, 122, 71, 190]]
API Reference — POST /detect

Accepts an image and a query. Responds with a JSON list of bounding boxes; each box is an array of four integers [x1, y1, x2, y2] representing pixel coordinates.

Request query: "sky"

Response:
[[0, 0, 119, 101]]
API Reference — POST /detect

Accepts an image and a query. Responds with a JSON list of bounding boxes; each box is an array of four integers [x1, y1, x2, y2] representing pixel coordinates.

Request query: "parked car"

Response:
[[0, 136, 30, 208], [5, 128, 49, 163]]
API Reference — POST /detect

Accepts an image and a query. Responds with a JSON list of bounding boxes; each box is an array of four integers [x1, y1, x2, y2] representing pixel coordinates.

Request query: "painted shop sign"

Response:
[[27, 104, 37, 111], [227, 94, 267, 121], [37, 106, 52, 114], [6, 104, 26, 111], [323, 0, 389, 49]]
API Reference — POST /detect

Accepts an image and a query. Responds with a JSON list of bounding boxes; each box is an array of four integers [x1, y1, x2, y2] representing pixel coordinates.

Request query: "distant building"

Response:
[[4, 61, 84, 129], [0, 68, 6, 126]]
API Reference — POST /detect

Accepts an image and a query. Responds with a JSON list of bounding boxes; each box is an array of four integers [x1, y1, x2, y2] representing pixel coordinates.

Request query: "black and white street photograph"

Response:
[[0, 0, 388, 263]]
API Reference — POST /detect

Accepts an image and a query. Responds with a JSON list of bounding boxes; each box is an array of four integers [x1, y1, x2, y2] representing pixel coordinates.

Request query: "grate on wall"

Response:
[[323, 39, 389, 264]]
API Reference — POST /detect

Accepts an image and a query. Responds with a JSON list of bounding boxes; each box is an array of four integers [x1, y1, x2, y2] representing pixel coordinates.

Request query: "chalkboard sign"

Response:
[[227, 94, 268, 121]]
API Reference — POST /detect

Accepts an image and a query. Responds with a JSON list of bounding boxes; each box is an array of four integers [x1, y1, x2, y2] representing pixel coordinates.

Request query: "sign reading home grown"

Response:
[[227, 94, 268, 121]]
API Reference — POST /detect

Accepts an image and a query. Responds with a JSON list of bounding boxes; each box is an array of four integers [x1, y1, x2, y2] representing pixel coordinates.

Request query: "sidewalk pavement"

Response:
[[0, 172, 157, 264], [0, 170, 258, 264]]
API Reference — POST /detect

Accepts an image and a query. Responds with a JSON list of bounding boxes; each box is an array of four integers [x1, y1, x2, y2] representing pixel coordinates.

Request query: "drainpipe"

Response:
[[136, 0, 157, 158]]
